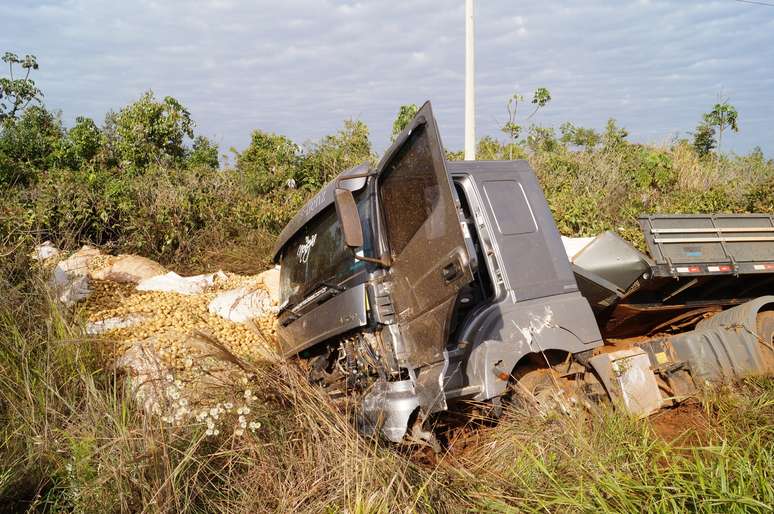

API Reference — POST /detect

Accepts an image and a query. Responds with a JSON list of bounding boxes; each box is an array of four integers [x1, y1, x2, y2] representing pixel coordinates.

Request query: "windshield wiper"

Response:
[[277, 299, 298, 316], [279, 282, 347, 325]]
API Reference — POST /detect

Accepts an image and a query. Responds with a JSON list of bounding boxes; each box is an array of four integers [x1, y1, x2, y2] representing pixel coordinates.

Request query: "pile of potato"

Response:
[[83, 273, 278, 371]]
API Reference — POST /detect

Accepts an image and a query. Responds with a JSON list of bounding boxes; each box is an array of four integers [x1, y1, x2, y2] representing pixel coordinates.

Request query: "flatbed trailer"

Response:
[[568, 215, 774, 338], [566, 216, 774, 415]]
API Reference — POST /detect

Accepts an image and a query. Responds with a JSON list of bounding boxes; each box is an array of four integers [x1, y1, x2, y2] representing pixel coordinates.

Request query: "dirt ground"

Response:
[[648, 402, 713, 445]]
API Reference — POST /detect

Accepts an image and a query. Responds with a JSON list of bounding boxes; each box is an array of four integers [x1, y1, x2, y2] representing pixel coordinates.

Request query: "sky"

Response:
[[2, 0, 773, 158]]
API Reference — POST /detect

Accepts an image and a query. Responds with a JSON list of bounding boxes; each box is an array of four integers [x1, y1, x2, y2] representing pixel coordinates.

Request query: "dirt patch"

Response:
[[648, 402, 713, 445]]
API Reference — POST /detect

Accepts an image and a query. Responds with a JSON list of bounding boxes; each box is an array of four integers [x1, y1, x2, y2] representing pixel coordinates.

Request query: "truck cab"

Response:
[[272, 102, 604, 441]]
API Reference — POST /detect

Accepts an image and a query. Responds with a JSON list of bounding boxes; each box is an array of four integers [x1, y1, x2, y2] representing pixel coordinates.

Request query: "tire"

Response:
[[756, 311, 774, 372], [512, 368, 576, 415]]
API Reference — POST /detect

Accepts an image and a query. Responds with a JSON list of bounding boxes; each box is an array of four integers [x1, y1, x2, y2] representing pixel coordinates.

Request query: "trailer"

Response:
[[565, 218, 774, 415], [271, 102, 774, 443]]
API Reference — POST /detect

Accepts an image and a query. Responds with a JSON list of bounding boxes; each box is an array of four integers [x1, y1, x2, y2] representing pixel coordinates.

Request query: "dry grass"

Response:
[[1, 249, 772, 513], [1, 138, 773, 513]]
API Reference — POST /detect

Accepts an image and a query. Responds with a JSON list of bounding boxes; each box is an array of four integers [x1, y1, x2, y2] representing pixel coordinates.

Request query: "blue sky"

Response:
[[2, 0, 773, 157]]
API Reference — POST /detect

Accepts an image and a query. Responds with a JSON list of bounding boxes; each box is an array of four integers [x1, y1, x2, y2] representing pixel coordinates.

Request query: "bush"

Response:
[[0, 105, 64, 186], [113, 91, 194, 173]]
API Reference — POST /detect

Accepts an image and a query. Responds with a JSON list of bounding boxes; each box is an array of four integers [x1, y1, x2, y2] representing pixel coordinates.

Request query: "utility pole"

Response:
[[464, 0, 476, 160]]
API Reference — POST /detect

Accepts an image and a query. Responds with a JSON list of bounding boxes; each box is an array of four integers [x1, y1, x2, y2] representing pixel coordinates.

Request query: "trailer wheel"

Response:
[[757, 311, 774, 372]]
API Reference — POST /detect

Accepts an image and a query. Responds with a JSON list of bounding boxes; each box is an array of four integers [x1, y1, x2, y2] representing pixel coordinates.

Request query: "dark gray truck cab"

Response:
[[273, 103, 602, 441], [272, 102, 774, 442]]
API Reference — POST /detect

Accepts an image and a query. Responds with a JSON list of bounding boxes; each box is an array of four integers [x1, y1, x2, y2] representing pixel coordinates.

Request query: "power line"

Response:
[[735, 0, 774, 7]]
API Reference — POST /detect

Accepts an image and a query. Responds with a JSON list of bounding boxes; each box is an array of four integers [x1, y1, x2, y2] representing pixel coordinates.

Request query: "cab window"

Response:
[[379, 125, 439, 258]]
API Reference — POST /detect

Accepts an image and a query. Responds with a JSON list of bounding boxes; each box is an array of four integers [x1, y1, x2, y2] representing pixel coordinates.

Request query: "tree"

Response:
[[186, 135, 219, 169], [691, 122, 716, 157], [703, 98, 738, 157], [0, 52, 42, 121], [602, 118, 628, 150], [526, 126, 559, 153], [301, 119, 373, 189], [559, 122, 600, 151], [0, 105, 63, 186], [502, 87, 551, 158], [55, 116, 102, 169], [391, 104, 418, 141], [114, 91, 194, 172], [236, 130, 298, 193]]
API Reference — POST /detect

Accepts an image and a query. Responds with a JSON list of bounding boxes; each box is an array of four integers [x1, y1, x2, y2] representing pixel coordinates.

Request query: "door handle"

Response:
[[442, 261, 462, 283]]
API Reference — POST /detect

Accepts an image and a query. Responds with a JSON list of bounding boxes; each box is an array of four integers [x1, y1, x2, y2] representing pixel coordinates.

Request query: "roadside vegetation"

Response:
[[1, 53, 773, 512]]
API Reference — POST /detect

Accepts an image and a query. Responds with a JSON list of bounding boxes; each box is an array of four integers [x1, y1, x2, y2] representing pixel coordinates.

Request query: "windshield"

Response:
[[279, 191, 371, 305]]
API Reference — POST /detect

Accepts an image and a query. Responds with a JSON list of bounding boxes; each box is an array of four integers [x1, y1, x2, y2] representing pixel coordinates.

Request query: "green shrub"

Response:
[[0, 106, 64, 186]]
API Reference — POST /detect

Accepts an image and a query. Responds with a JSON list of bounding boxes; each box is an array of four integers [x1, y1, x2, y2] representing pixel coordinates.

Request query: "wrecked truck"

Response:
[[271, 102, 774, 443]]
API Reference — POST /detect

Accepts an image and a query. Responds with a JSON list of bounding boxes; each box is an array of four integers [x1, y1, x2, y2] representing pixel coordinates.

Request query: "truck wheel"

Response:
[[510, 366, 609, 416], [511, 368, 576, 415], [757, 311, 774, 372]]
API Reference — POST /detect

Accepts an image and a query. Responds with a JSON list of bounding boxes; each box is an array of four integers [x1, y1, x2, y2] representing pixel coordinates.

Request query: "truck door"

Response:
[[377, 102, 474, 368]]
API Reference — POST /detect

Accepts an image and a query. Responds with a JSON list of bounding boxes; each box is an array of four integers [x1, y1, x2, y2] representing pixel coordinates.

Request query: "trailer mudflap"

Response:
[[588, 348, 664, 417]]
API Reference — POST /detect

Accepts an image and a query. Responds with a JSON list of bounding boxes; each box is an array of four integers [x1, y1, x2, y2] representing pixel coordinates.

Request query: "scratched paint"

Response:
[[512, 306, 554, 350]]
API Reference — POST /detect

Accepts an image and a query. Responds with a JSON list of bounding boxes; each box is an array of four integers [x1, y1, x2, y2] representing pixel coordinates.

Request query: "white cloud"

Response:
[[0, 0, 771, 155]]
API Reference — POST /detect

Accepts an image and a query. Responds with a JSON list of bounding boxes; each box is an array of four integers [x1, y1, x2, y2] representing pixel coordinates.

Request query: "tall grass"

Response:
[[1, 132, 773, 512], [1, 248, 772, 513]]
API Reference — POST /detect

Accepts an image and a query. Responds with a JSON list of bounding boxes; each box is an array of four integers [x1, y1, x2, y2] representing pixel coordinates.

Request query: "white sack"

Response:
[[52, 265, 91, 305], [257, 266, 281, 304], [50, 246, 101, 305], [136, 270, 227, 295], [86, 314, 147, 335], [208, 286, 272, 323], [32, 241, 60, 262], [92, 254, 167, 283]]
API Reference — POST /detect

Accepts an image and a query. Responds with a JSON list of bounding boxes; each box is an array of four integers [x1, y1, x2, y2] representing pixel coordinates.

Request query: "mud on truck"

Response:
[[272, 102, 774, 444]]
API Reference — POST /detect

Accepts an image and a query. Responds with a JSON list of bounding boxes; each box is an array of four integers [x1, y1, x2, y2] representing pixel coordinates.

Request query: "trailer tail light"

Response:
[[675, 266, 702, 273], [707, 265, 733, 272], [753, 263, 774, 271]]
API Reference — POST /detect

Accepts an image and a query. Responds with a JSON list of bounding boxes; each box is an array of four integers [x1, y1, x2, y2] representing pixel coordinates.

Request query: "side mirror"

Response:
[[334, 188, 364, 248]]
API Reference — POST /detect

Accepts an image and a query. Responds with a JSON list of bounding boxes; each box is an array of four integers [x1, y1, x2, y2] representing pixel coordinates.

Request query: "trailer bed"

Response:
[[638, 214, 774, 277], [569, 214, 774, 337]]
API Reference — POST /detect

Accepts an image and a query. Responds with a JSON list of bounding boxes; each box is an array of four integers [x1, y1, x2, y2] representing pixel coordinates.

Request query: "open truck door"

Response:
[[376, 102, 474, 375]]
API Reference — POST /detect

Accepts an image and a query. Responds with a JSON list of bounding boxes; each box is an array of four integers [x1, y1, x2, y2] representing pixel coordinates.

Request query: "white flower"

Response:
[[249, 421, 261, 431], [174, 379, 183, 389], [206, 418, 215, 429], [238, 415, 247, 428], [224, 402, 234, 410], [243, 389, 252, 399], [234, 428, 244, 437], [179, 398, 188, 407], [209, 407, 220, 419], [205, 428, 214, 436], [164, 374, 174, 383]]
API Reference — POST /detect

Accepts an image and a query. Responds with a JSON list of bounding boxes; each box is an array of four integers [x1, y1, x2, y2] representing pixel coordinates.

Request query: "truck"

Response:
[[271, 102, 774, 444]]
